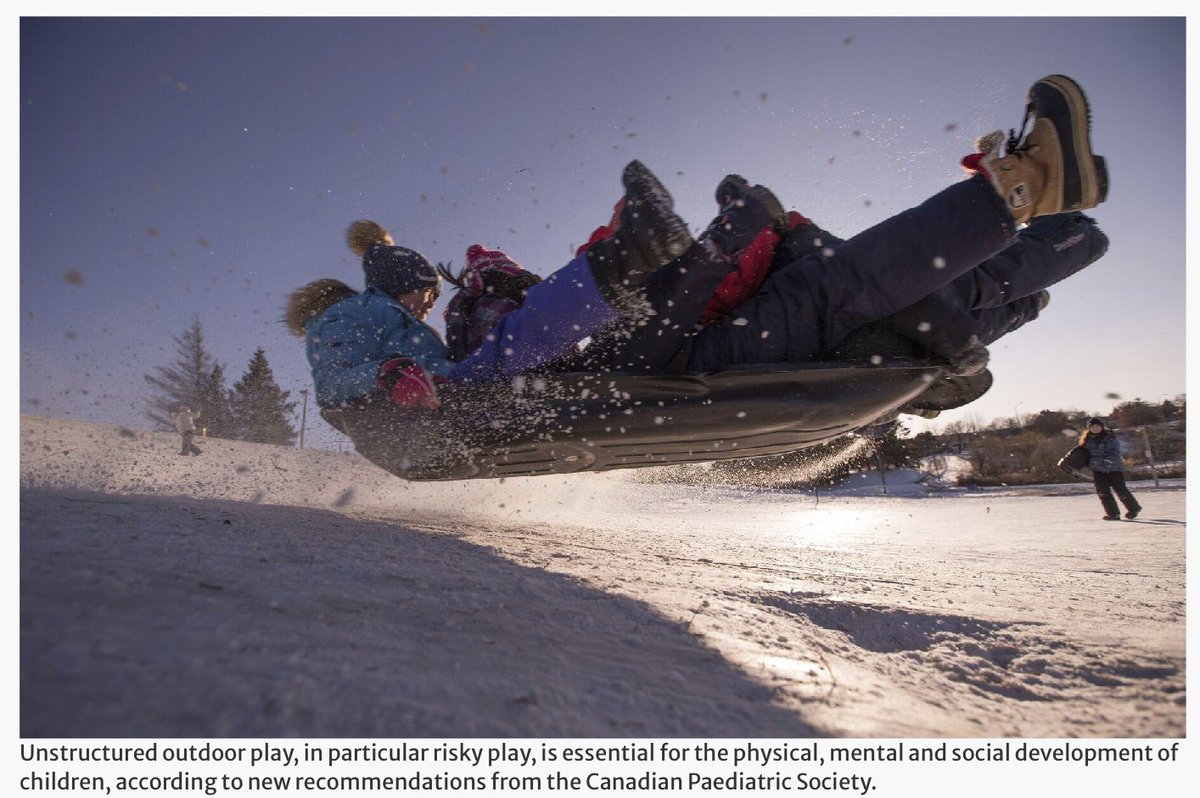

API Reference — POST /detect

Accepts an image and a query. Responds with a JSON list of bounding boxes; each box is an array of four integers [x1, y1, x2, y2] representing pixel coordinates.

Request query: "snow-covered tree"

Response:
[[228, 348, 297, 445]]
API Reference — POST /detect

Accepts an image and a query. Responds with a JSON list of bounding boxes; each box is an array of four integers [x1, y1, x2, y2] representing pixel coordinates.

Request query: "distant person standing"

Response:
[[174, 405, 202, 456], [1082, 417, 1140, 520]]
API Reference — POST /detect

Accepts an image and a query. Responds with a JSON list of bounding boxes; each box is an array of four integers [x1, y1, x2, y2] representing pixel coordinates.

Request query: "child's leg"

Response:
[[600, 245, 735, 372], [971, 292, 1049, 345], [687, 175, 1016, 370], [1093, 473, 1122, 518], [950, 212, 1108, 310], [452, 162, 692, 383]]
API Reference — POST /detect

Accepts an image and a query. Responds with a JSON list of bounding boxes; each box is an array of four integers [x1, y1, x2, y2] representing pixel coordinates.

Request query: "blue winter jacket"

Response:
[[1083, 430, 1124, 473], [306, 287, 451, 408], [306, 254, 616, 408]]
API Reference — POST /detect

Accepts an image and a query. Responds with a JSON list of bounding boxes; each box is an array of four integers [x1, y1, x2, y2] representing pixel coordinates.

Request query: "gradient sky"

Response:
[[18, 17, 1186, 450]]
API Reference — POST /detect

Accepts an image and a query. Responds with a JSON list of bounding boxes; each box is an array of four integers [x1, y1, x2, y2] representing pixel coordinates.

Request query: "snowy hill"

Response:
[[19, 414, 1186, 738]]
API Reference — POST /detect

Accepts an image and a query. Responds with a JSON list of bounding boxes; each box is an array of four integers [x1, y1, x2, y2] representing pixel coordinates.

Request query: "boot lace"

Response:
[[1005, 101, 1035, 155]]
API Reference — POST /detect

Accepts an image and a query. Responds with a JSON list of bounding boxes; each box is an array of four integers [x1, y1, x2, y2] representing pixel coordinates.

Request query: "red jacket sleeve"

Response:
[[699, 212, 811, 326]]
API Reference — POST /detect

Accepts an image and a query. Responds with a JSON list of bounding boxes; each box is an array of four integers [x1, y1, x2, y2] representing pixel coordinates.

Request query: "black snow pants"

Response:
[[1093, 471, 1141, 518]]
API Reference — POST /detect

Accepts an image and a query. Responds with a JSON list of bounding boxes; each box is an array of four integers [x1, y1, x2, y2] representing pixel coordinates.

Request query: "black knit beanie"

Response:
[[362, 245, 441, 297], [1087, 417, 1105, 428]]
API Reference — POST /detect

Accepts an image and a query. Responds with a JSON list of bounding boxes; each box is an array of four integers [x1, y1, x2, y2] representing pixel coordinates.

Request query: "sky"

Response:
[[17, 15, 1188, 450]]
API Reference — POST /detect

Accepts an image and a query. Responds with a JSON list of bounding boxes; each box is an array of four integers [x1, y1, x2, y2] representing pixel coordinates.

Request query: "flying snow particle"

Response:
[[916, 321, 932, 333], [731, 317, 749, 326], [870, 355, 883, 365], [932, 256, 947, 269]]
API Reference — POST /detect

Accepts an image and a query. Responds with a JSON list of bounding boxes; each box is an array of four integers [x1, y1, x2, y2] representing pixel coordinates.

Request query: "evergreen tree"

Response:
[[197, 362, 236, 439], [144, 315, 219, 431], [229, 348, 297, 445]]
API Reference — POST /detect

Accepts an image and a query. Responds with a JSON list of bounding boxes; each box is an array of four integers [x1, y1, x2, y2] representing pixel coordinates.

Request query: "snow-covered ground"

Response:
[[19, 414, 1185, 738]]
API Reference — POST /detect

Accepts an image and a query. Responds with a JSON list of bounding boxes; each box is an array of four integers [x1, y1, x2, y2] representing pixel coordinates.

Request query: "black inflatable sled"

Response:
[[323, 360, 994, 481], [1057, 445, 1093, 481]]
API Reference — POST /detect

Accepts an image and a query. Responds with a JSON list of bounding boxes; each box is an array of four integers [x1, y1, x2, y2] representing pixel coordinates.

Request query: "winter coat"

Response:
[[1083, 430, 1124, 473], [305, 286, 454, 408], [174, 409, 197, 434]]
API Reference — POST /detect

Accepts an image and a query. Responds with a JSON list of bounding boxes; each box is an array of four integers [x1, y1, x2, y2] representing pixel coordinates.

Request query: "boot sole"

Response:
[[622, 160, 674, 210], [1030, 75, 1107, 210]]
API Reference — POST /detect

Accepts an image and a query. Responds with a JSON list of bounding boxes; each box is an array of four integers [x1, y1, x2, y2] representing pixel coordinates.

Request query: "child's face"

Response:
[[398, 288, 437, 320]]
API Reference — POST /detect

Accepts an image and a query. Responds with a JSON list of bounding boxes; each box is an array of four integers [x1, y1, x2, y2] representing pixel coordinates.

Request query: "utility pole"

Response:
[[1139, 425, 1159, 487], [298, 388, 309, 450]]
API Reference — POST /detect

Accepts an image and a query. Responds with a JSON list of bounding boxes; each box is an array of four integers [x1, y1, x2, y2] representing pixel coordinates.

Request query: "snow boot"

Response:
[[699, 174, 788, 263], [586, 161, 693, 305], [944, 335, 990, 377], [1103, 515, 1121, 521], [621, 158, 674, 210], [963, 75, 1108, 225], [1125, 507, 1141, 520]]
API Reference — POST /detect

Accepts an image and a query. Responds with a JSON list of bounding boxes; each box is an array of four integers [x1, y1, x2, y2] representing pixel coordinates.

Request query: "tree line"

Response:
[[143, 316, 298, 446]]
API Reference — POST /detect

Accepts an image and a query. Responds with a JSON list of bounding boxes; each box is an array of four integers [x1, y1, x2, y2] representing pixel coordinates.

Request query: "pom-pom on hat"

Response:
[[362, 245, 441, 298], [346, 220, 393, 256]]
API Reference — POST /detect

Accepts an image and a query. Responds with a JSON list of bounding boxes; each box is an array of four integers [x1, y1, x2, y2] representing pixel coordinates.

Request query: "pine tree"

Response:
[[197, 363, 236, 439], [229, 348, 297, 445], [144, 315, 220, 431]]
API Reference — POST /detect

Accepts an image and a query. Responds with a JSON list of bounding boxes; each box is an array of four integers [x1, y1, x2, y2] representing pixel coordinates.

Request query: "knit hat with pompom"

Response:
[[346, 220, 439, 297]]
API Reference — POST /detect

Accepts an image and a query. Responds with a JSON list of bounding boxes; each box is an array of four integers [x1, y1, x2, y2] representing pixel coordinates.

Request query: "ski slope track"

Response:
[[19, 415, 1185, 737]]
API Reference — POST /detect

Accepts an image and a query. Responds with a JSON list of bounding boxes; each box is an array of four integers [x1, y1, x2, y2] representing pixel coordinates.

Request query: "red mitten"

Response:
[[376, 357, 443, 410], [575, 197, 627, 256]]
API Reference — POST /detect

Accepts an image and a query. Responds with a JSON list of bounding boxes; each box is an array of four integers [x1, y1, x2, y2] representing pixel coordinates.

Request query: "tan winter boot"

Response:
[[963, 75, 1108, 225]]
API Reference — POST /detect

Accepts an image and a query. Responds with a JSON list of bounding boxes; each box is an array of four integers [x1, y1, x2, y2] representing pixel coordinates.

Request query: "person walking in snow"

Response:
[[1081, 417, 1142, 520], [174, 405, 202, 456]]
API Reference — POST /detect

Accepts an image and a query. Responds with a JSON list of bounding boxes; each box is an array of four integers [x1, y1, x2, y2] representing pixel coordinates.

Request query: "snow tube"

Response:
[[328, 360, 949, 481], [1057, 445, 1093, 481]]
